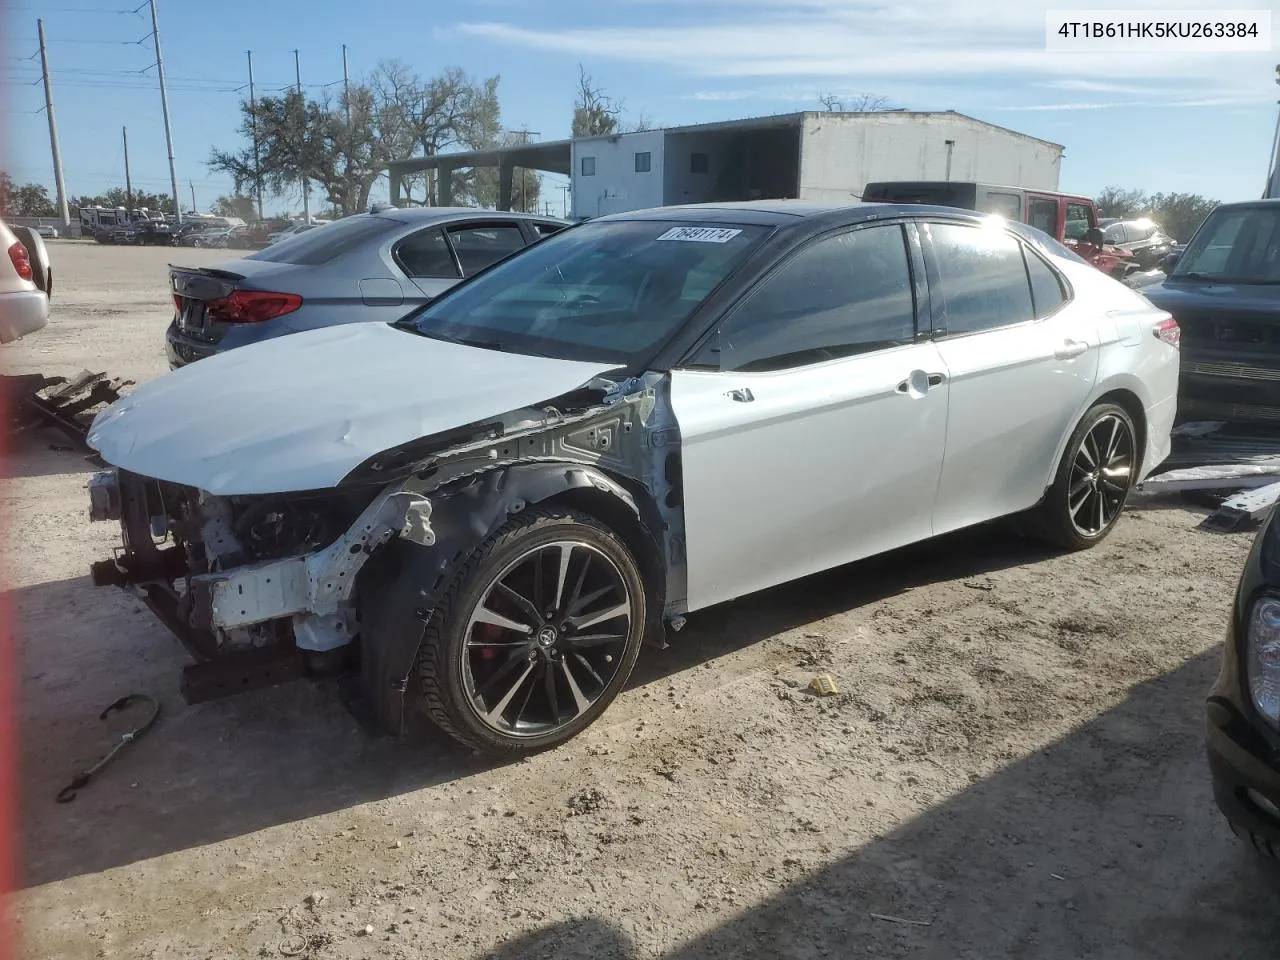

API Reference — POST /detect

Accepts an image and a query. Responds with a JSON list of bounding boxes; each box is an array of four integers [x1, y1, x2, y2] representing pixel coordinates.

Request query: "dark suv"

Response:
[[1099, 217, 1176, 269], [1142, 199, 1280, 422]]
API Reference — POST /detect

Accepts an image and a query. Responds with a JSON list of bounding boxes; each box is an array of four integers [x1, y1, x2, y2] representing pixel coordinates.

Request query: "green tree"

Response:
[[212, 62, 502, 216], [1095, 186, 1148, 219], [0, 175, 57, 217], [572, 65, 621, 138], [212, 195, 258, 220], [1147, 192, 1219, 243]]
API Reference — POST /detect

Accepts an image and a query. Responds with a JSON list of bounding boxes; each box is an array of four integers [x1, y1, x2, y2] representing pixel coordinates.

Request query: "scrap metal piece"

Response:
[[6, 370, 133, 450], [87, 470, 121, 522], [1200, 480, 1280, 533], [1135, 463, 1280, 495]]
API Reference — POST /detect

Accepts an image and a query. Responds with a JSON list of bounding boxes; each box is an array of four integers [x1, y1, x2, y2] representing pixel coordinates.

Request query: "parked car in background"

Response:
[[1142, 199, 1280, 422], [178, 227, 235, 248], [1207, 502, 1280, 860], [165, 207, 569, 368], [235, 219, 292, 249], [90, 201, 1179, 753], [0, 219, 51, 342], [863, 181, 1142, 281], [1099, 217, 1176, 269], [267, 222, 320, 245], [35, 225, 58, 240]]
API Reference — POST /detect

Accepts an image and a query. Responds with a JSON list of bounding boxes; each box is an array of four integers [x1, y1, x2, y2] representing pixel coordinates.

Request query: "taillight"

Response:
[[1154, 317, 1180, 347], [172, 293, 183, 314], [204, 289, 303, 324], [8, 241, 32, 282]]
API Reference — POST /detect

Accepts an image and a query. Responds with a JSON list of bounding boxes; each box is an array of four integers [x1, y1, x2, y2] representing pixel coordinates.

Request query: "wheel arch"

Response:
[[356, 460, 664, 736], [1042, 379, 1150, 499]]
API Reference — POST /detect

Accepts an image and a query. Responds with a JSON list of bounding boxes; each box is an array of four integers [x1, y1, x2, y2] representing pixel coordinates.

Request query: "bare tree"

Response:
[[818, 93, 894, 112], [572, 65, 623, 137]]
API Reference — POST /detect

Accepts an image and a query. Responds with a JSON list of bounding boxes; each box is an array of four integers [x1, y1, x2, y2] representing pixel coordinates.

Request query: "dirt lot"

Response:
[[4, 241, 1279, 959]]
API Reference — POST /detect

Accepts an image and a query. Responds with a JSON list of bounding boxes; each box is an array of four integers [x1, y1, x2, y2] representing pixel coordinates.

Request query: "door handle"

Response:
[[895, 371, 944, 396], [1055, 339, 1089, 360], [725, 387, 754, 403]]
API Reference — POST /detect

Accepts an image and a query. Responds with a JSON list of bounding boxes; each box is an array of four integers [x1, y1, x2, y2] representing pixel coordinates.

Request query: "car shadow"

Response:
[[0, 431, 99, 480], [481, 650, 1280, 960], [12, 524, 1068, 889], [630, 521, 1056, 687]]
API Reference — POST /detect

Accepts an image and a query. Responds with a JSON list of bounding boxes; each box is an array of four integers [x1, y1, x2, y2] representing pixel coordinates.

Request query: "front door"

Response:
[[669, 222, 950, 612], [919, 219, 1101, 535]]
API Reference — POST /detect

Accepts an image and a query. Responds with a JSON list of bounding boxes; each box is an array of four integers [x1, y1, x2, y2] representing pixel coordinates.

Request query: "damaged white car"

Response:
[[87, 201, 1180, 754]]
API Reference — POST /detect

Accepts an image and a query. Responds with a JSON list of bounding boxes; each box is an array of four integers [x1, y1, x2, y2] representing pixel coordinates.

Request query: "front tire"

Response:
[[416, 507, 647, 755], [1030, 402, 1138, 551]]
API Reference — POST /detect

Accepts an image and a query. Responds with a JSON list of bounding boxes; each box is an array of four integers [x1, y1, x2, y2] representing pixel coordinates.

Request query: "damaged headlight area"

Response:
[[88, 468, 434, 678]]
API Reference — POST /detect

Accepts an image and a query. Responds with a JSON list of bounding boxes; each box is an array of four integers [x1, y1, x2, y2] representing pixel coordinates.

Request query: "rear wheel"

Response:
[[1029, 402, 1138, 551], [1229, 821, 1279, 859], [416, 507, 647, 755]]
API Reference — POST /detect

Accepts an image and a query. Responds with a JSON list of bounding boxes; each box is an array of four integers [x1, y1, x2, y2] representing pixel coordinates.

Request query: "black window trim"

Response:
[[917, 218, 1074, 341], [392, 218, 528, 280], [675, 217, 928, 374], [391, 224, 463, 280]]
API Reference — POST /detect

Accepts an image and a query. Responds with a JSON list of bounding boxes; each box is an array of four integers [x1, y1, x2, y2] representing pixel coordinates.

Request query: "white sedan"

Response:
[[84, 201, 1180, 754]]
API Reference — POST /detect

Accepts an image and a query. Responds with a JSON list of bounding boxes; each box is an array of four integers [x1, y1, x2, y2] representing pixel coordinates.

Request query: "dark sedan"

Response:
[[165, 207, 569, 369], [1142, 199, 1280, 423], [1208, 502, 1280, 859]]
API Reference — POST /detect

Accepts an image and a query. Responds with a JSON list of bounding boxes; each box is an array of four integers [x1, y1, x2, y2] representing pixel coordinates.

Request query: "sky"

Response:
[[4, 0, 1279, 219]]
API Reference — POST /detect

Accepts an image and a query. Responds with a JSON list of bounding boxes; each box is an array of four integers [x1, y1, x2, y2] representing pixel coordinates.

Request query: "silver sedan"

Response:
[[165, 207, 568, 369]]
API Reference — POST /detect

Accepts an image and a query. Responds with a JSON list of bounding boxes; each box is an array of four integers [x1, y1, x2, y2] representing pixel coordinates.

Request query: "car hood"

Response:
[[87, 322, 621, 496], [1142, 279, 1280, 317]]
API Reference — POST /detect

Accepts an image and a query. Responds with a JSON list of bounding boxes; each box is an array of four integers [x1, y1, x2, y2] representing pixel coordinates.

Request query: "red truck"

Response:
[[862, 180, 1141, 281]]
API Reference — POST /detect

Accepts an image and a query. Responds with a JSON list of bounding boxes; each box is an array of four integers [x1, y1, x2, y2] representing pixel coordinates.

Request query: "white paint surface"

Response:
[[86, 322, 618, 496]]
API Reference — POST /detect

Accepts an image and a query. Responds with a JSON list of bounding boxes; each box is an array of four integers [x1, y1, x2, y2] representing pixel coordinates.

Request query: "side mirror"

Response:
[[1083, 227, 1105, 247], [1160, 252, 1181, 271]]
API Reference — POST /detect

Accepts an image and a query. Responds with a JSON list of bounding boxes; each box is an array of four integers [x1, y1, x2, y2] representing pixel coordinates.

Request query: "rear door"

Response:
[[920, 219, 1100, 534]]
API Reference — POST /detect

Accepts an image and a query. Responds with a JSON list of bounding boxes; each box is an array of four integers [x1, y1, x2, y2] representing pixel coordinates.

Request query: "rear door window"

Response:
[[446, 223, 527, 276], [926, 222, 1035, 334], [395, 227, 459, 278]]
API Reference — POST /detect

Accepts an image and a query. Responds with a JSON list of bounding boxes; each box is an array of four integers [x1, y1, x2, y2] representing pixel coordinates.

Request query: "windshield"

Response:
[[1173, 205, 1280, 283], [407, 219, 769, 363]]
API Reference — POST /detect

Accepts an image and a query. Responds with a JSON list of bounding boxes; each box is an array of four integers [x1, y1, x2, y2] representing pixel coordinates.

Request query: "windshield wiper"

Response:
[[1175, 272, 1280, 285], [460, 337, 507, 351]]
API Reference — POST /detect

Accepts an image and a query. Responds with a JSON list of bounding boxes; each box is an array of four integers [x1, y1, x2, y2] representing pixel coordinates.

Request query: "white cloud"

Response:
[[449, 0, 1273, 97]]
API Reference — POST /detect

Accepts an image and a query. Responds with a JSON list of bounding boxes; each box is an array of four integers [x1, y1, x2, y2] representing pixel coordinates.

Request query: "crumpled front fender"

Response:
[[359, 461, 642, 736]]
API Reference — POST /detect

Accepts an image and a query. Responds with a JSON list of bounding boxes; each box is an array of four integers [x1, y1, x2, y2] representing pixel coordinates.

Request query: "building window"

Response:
[[581, 156, 597, 177], [690, 152, 709, 174], [634, 151, 651, 173]]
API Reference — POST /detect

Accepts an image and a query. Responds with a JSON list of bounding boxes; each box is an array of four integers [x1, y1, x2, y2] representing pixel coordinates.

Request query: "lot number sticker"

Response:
[[655, 226, 743, 243]]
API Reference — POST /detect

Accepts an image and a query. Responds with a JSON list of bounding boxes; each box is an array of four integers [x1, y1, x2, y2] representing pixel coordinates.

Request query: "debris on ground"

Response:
[[5, 370, 132, 451], [567, 788, 606, 816], [808, 675, 840, 697]]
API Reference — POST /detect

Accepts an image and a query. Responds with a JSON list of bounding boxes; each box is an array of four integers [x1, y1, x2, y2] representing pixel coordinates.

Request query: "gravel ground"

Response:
[[4, 241, 1279, 959]]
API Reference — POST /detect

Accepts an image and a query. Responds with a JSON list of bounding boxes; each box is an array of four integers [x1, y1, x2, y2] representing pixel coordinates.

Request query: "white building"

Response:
[[387, 110, 1063, 218], [569, 111, 1063, 219]]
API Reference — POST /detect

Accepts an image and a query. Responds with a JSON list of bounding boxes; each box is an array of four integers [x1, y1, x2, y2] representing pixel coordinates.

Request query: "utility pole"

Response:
[[294, 49, 311, 223], [122, 126, 133, 217], [189, 180, 196, 214], [342, 44, 351, 127], [560, 183, 570, 218], [36, 19, 70, 228], [149, 0, 182, 223], [515, 129, 539, 213], [248, 50, 263, 220]]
